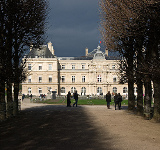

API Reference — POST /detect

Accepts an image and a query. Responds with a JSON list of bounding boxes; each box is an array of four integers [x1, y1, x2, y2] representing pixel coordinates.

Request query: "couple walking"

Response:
[[106, 91, 122, 110], [114, 93, 122, 110], [67, 91, 78, 107]]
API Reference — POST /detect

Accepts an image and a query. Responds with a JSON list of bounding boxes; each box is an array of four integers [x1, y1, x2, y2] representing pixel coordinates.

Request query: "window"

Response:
[[72, 76, 75, 83], [81, 87, 86, 95], [49, 76, 52, 83], [113, 87, 117, 93], [97, 87, 102, 94], [97, 75, 101, 82], [82, 65, 85, 69], [28, 88, 31, 94], [62, 65, 65, 69], [62, 76, 65, 83], [28, 64, 31, 70], [72, 65, 75, 70], [71, 87, 76, 93], [113, 77, 117, 82], [38, 88, 42, 94], [49, 64, 52, 70], [82, 76, 85, 82], [112, 65, 115, 69], [39, 77, 42, 82], [39, 64, 42, 70], [61, 87, 65, 94], [28, 76, 31, 83], [123, 87, 127, 93]]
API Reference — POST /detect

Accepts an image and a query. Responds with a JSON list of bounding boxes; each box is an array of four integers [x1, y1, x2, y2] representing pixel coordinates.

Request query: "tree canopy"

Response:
[[99, 0, 160, 121], [0, 0, 49, 120]]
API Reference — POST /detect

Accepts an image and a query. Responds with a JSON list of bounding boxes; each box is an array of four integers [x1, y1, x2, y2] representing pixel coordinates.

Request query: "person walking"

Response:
[[106, 91, 111, 109], [67, 91, 71, 107], [117, 93, 122, 110], [114, 93, 118, 110], [22, 94, 25, 101], [73, 91, 78, 107]]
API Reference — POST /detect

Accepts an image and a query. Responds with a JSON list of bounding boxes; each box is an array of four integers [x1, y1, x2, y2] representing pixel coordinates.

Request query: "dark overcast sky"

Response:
[[46, 0, 104, 57]]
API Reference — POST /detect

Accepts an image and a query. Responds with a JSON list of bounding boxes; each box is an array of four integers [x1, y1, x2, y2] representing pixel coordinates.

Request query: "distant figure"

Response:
[[73, 91, 78, 107], [117, 93, 122, 110], [30, 94, 32, 99], [22, 94, 25, 101], [67, 91, 71, 107], [106, 91, 111, 109], [114, 93, 118, 110]]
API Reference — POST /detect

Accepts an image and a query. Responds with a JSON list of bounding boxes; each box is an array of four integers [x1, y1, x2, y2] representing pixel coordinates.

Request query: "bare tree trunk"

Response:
[[128, 77, 135, 111], [0, 80, 6, 121], [136, 46, 144, 115], [127, 41, 135, 111], [153, 79, 160, 122], [6, 19, 13, 118], [143, 75, 152, 119], [13, 82, 19, 116], [0, 0, 6, 121], [137, 79, 143, 115], [13, 37, 20, 116], [6, 81, 13, 118]]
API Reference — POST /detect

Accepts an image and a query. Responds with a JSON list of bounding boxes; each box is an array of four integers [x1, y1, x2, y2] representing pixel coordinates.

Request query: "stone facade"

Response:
[[22, 42, 135, 97]]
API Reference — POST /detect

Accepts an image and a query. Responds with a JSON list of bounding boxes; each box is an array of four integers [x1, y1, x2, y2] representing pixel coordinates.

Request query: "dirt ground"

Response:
[[0, 101, 160, 150]]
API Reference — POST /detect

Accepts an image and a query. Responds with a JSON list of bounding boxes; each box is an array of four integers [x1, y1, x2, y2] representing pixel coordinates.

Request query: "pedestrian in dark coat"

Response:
[[106, 91, 111, 109], [73, 91, 78, 107], [67, 91, 71, 107], [114, 93, 118, 110], [22, 94, 25, 101], [117, 93, 122, 110]]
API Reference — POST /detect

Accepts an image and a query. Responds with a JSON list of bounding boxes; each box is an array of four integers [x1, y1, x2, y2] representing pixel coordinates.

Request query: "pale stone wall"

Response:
[[22, 55, 133, 97], [22, 58, 59, 96]]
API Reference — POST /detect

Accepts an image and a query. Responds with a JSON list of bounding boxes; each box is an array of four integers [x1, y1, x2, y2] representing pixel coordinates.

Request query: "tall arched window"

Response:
[[81, 87, 86, 95], [28, 76, 31, 83], [97, 87, 102, 94], [28, 88, 31, 94], [97, 75, 102, 82], [123, 87, 127, 93], [61, 87, 65, 94], [71, 87, 76, 93], [38, 88, 42, 94], [113, 87, 117, 93]]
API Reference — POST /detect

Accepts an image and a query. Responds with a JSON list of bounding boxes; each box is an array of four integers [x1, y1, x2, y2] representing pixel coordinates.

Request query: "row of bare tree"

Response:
[[0, 0, 48, 121], [100, 0, 160, 121]]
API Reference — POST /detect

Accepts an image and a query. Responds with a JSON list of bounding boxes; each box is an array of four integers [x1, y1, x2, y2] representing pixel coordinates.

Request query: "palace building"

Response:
[[22, 42, 133, 97]]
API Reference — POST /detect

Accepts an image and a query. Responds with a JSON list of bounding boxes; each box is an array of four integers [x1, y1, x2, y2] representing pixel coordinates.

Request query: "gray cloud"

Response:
[[46, 0, 103, 57]]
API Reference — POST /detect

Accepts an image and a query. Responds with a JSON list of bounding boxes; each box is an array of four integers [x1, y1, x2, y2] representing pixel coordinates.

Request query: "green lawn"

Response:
[[34, 98, 128, 106]]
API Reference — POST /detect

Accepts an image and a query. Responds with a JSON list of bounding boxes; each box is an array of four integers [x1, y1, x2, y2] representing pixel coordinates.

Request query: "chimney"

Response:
[[105, 48, 108, 56], [85, 47, 88, 56], [30, 45, 33, 51], [48, 41, 54, 55]]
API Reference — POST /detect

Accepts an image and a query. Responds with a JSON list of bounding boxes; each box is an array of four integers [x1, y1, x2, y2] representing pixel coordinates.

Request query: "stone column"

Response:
[[85, 47, 88, 56]]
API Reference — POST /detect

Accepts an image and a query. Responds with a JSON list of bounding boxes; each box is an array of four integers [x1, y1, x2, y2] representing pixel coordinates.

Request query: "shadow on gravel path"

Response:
[[0, 105, 117, 150]]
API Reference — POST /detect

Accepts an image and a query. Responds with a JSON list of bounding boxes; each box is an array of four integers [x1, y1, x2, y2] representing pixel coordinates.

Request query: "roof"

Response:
[[26, 45, 54, 58], [25, 44, 120, 60], [57, 45, 120, 60]]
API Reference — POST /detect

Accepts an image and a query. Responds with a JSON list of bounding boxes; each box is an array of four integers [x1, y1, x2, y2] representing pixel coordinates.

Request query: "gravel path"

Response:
[[0, 102, 160, 150]]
